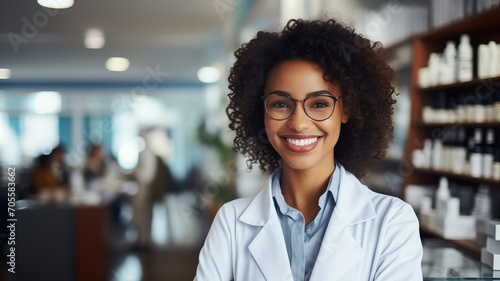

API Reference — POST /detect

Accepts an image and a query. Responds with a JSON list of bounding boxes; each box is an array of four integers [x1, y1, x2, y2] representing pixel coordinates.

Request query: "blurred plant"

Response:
[[196, 121, 237, 205]]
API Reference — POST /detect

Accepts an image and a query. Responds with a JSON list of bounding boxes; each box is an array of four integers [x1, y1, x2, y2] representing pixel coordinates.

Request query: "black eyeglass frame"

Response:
[[261, 94, 343, 121]]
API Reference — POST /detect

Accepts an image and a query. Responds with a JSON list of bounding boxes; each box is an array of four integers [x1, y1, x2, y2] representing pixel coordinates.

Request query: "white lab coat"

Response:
[[195, 165, 423, 281]]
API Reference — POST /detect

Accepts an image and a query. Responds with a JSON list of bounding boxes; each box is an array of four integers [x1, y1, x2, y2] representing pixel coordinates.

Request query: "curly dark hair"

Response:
[[226, 18, 396, 178]]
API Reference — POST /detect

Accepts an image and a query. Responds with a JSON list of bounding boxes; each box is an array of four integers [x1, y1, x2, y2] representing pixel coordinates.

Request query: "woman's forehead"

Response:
[[264, 60, 342, 97]]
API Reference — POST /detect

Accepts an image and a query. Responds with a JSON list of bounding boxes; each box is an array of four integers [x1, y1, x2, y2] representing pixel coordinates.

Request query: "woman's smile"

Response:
[[281, 135, 322, 153]]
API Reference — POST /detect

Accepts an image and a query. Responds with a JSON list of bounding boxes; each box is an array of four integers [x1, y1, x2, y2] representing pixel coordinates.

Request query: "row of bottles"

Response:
[[418, 34, 500, 88], [422, 91, 500, 124], [412, 127, 500, 179], [418, 176, 495, 240]]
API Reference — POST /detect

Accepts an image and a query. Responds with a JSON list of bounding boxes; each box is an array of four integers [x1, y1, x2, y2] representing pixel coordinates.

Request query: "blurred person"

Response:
[[83, 143, 107, 186], [32, 154, 58, 194], [32, 144, 71, 197], [49, 144, 70, 189], [195, 19, 422, 280], [132, 129, 174, 251]]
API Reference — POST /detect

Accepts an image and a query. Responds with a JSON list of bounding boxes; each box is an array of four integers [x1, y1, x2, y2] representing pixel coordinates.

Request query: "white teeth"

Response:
[[285, 137, 319, 147]]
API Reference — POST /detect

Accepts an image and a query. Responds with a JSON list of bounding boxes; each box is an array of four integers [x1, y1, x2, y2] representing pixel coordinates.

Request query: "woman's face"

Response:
[[263, 59, 348, 172]]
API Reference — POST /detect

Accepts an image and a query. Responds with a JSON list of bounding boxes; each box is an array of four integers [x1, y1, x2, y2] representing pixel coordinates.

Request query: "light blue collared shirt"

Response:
[[272, 165, 340, 281]]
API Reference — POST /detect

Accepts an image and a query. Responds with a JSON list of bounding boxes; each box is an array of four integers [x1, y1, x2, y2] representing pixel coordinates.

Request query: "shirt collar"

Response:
[[272, 163, 341, 215]]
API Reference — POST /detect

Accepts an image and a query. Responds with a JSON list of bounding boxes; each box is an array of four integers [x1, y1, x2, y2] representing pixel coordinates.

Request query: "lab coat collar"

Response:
[[239, 165, 377, 280], [239, 165, 376, 226]]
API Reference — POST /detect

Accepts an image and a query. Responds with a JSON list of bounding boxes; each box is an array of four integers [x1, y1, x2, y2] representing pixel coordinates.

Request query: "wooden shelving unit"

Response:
[[416, 122, 500, 128], [415, 168, 500, 186], [402, 6, 500, 259], [417, 76, 500, 93]]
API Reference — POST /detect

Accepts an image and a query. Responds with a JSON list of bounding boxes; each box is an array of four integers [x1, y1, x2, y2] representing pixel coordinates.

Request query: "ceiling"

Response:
[[0, 0, 268, 87], [0, 0, 400, 89]]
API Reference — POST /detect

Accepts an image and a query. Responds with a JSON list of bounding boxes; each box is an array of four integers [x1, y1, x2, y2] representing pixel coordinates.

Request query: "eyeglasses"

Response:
[[261, 94, 342, 121]]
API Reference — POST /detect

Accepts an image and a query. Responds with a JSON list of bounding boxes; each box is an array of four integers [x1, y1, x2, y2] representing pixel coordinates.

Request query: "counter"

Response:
[[16, 198, 112, 281], [423, 240, 500, 280]]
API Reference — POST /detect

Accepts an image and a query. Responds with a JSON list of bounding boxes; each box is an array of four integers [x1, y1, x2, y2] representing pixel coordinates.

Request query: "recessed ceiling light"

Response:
[[0, 68, 11, 79], [197, 66, 221, 83], [85, 28, 105, 49], [106, 57, 130, 72], [37, 0, 74, 9]]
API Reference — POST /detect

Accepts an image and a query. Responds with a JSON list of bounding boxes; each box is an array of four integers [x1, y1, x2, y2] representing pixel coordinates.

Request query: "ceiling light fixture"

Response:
[[37, 0, 74, 9], [85, 28, 105, 49], [106, 57, 130, 72], [0, 68, 11, 79], [197, 66, 221, 83]]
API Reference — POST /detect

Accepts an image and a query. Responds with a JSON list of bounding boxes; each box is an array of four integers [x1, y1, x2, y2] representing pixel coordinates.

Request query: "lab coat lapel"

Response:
[[310, 166, 376, 280], [248, 214, 294, 280], [240, 172, 293, 281]]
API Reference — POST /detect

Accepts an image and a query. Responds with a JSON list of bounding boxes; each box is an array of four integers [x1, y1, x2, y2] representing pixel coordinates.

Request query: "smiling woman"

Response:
[[195, 18, 423, 281]]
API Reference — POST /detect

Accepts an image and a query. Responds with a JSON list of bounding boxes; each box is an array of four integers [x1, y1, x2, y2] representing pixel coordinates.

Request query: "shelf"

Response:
[[418, 76, 500, 93], [415, 168, 500, 186], [384, 36, 414, 52], [416, 6, 500, 41], [403, 3, 500, 264], [416, 122, 500, 128], [420, 223, 481, 259]]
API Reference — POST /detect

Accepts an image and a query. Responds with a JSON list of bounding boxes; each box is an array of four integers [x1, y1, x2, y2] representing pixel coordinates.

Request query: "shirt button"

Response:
[[306, 229, 312, 235]]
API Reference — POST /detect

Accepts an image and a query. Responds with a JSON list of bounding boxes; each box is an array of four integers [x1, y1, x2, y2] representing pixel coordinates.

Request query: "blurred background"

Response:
[[1, 0, 500, 280]]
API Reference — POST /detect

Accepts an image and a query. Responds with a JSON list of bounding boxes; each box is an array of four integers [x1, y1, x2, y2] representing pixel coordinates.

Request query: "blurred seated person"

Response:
[[33, 144, 71, 196], [83, 144, 107, 186], [33, 154, 58, 194], [50, 144, 70, 188]]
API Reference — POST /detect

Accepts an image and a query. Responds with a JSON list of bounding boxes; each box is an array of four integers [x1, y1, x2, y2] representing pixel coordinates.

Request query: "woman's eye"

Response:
[[271, 101, 289, 108], [310, 101, 329, 108]]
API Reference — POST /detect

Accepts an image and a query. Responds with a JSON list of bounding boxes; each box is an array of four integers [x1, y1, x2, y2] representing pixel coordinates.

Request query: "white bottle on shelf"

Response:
[[458, 34, 473, 82], [442, 41, 457, 84], [432, 139, 443, 170], [478, 44, 490, 79], [489, 41, 499, 78], [436, 177, 450, 216], [492, 146, 500, 180], [474, 101, 486, 123], [498, 43, 500, 76], [482, 128, 495, 178], [470, 128, 484, 178], [472, 185, 492, 218], [429, 53, 441, 86], [451, 127, 467, 174], [423, 138, 433, 168]]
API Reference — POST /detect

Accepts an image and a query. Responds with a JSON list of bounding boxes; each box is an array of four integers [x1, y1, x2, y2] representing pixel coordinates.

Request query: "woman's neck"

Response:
[[280, 162, 335, 224]]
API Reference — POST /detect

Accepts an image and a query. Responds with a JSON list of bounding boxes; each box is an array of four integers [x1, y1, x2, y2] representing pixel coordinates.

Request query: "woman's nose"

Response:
[[286, 102, 312, 131]]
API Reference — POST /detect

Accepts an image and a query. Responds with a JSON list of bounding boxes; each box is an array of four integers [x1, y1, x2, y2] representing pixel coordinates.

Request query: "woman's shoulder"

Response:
[[342, 170, 414, 218], [215, 197, 255, 221]]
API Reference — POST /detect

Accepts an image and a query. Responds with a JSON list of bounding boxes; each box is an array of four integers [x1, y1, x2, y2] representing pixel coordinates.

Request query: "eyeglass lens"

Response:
[[264, 95, 337, 121]]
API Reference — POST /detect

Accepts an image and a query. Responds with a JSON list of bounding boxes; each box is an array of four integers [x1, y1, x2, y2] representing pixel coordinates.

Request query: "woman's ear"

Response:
[[341, 108, 350, 124]]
